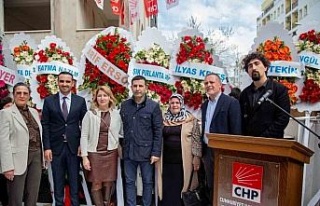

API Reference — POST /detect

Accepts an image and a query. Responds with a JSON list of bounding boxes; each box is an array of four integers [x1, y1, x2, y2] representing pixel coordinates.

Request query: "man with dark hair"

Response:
[[0, 96, 13, 110], [42, 72, 87, 205], [201, 73, 242, 203], [120, 75, 163, 206], [229, 87, 241, 100], [239, 52, 290, 138]]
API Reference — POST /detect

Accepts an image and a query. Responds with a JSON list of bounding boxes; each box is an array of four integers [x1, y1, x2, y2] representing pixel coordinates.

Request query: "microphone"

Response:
[[257, 89, 273, 105]]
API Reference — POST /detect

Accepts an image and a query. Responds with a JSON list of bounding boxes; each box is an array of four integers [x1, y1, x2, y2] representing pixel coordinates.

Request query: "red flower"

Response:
[[299, 73, 320, 104], [50, 43, 56, 49], [176, 35, 214, 65], [0, 80, 5, 88], [36, 75, 48, 83], [299, 33, 307, 40], [37, 85, 50, 99]]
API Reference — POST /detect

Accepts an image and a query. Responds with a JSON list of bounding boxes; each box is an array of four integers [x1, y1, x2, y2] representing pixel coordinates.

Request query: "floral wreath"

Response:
[[34, 42, 76, 99], [10, 37, 37, 107], [12, 41, 34, 65], [29, 36, 79, 110], [257, 36, 298, 105], [134, 43, 175, 108], [174, 35, 213, 110], [79, 28, 133, 105], [296, 29, 320, 104]]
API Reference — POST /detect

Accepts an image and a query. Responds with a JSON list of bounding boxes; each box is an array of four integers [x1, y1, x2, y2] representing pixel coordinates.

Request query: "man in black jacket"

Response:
[[239, 52, 290, 138], [120, 75, 163, 206]]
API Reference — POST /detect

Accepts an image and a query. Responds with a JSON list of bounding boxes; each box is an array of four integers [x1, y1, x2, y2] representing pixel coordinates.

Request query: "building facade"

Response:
[[256, 0, 320, 35], [0, 0, 155, 59]]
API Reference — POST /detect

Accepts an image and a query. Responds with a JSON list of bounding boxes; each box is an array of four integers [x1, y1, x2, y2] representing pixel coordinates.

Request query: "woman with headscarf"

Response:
[[158, 93, 202, 206]]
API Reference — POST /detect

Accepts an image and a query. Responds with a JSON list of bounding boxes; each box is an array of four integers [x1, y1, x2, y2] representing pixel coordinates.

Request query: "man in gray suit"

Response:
[[0, 82, 43, 206]]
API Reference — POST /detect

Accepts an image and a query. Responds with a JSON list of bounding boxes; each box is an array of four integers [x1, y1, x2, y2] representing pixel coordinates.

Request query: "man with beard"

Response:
[[239, 52, 290, 138]]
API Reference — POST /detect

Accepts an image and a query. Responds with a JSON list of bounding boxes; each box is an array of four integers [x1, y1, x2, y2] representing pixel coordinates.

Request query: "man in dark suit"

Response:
[[201, 73, 242, 203], [42, 71, 87, 206], [239, 52, 290, 138]]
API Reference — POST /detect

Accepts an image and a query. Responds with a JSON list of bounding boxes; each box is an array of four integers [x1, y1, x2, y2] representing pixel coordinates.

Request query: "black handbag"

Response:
[[182, 170, 207, 206]]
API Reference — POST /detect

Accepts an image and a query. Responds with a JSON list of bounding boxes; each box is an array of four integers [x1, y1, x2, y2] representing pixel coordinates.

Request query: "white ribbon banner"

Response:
[[129, 0, 139, 23], [94, 0, 104, 10], [128, 62, 177, 85], [268, 61, 302, 78], [170, 62, 227, 84], [17, 64, 32, 79], [0, 65, 18, 86], [83, 46, 128, 86], [299, 51, 320, 70], [33, 61, 80, 80]]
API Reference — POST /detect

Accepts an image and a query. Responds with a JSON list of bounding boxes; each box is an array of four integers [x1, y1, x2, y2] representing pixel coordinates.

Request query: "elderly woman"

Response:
[[159, 93, 202, 206], [0, 82, 43, 206], [80, 85, 122, 206]]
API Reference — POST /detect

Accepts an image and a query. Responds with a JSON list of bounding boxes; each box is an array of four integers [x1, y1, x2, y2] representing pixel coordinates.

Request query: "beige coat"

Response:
[[157, 117, 201, 200], [80, 109, 123, 157], [0, 104, 43, 175]]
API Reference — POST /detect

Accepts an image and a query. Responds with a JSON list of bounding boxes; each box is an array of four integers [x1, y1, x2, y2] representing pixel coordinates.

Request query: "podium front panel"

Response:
[[217, 155, 280, 206]]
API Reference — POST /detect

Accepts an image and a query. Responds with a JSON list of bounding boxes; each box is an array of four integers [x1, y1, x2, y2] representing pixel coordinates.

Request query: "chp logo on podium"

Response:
[[232, 162, 263, 203]]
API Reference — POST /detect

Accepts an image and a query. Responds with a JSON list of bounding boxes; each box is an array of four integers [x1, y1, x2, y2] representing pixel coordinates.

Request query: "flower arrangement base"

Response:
[[290, 108, 305, 117], [290, 108, 319, 117]]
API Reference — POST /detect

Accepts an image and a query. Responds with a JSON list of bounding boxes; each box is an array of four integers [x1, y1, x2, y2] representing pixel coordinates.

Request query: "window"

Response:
[[299, 9, 303, 20], [4, 0, 51, 31], [278, 7, 280, 16], [274, 11, 276, 19], [304, 5, 308, 17], [281, 4, 284, 13]]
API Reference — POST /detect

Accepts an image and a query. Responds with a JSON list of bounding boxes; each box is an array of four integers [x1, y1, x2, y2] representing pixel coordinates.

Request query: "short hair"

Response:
[[204, 73, 222, 84], [13, 82, 31, 94], [242, 52, 271, 72], [131, 75, 147, 85], [0, 96, 13, 110], [58, 71, 73, 80], [229, 87, 241, 100], [93, 85, 116, 109]]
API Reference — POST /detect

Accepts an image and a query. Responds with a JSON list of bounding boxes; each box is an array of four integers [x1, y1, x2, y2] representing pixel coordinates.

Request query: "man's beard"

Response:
[[252, 71, 261, 81]]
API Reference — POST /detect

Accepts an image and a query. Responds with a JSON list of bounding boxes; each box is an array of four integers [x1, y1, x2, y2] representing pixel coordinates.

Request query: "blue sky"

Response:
[[157, 0, 262, 55]]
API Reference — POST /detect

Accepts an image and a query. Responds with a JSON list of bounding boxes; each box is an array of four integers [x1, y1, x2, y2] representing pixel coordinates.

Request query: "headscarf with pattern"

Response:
[[164, 93, 193, 125]]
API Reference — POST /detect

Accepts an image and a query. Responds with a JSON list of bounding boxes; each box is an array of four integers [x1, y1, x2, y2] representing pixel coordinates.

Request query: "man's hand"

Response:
[[4, 170, 14, 181], [44, 149, 52, 162], [150, 156, 160, 164]]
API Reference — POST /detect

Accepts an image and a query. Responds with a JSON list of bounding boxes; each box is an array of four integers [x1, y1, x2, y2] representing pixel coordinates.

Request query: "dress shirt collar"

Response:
[[59, 92, 72, 100], [208, 92, 222, 102]]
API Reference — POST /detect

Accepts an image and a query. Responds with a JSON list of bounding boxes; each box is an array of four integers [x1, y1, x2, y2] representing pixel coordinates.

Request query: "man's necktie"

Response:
[[62, 96, 68, 121]]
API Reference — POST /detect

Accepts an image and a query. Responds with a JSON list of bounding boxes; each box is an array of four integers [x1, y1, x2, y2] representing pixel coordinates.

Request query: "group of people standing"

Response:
[[0, 52, 290, 206]]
